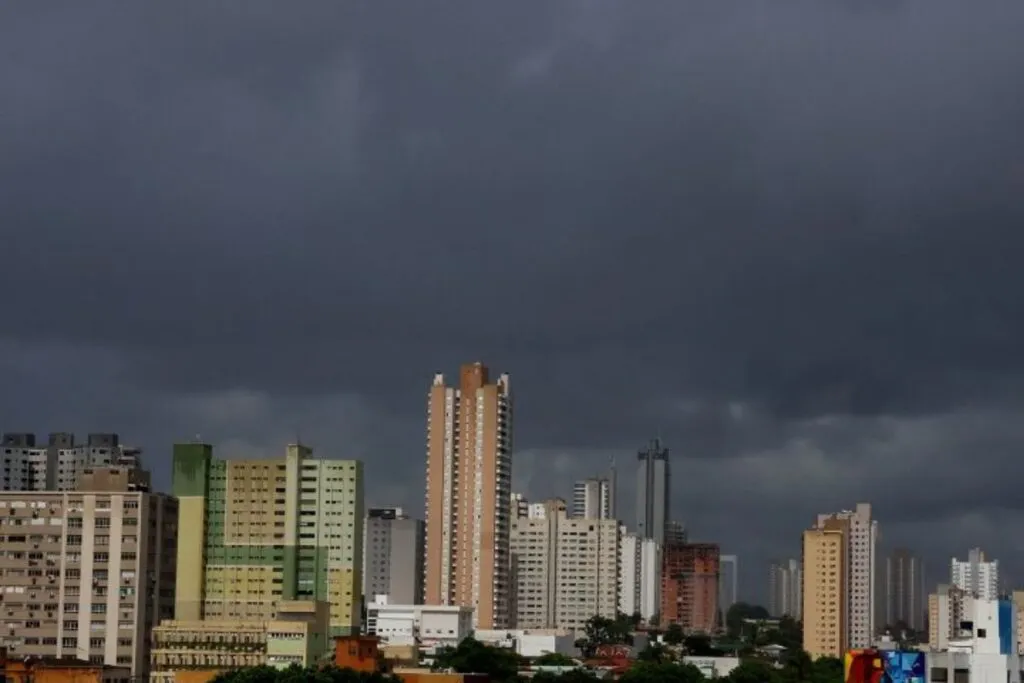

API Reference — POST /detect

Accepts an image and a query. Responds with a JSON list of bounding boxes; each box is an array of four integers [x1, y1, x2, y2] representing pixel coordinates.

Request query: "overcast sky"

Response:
[[3, 1, 1024, 603]]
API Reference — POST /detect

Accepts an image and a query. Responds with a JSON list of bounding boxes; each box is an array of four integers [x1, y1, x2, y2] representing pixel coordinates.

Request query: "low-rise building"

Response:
[[682, 655, 740, 678], [927, 597, 1021, 683], [475, 628, 576, 658], [1, 654, 132, 683], [149, 600, 330, 683], [365, 597, 473, 651]]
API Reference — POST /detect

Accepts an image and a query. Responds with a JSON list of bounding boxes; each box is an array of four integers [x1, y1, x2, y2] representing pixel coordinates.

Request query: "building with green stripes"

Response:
[[172, 442, 364, 636]]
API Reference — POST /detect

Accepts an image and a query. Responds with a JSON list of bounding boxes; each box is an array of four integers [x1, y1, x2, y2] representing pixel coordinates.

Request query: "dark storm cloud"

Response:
[[3, 0, 1024, 600]]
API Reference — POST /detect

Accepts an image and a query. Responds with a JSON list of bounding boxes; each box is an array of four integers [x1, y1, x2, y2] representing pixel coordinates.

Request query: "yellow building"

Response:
[[802, 518, 847, 659], [150, 600, 330, 683], [172, 443, 364, 636]]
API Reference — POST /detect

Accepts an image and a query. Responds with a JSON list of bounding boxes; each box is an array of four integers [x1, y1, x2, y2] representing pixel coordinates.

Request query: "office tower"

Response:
[[802, 518, 848, 659], [719, 555, 739, 617], [661, 543, 720, 633], [619, 531, 661, 621], [1, 432, 145, 491], [883, 548, 926, 631], [928, 584, 970, 649], [511, 499, 620, 630], [813, 503, 876, 649], [951, 548, 998, 599], [636, 438, 670, 545], [363, 507, 425, 605], [0, 466, 177, 676], [768, 558, 803, 619], [172, 442, 364, 636], [573, 477, 614, 520], [424, 363, 513, 629]]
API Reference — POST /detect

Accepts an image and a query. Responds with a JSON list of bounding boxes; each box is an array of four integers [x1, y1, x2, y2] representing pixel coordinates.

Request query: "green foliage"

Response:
[[535, 652, 577, 666], [621, 661, 704, 683], [636, 643, 671, 663], [576, 614, 634, 657], [662, 623, 685, 646], [210, 665, 401, 683], [432, 636, 521, 682], [725, 603, 772, 638], [533, 670, 599, 683]]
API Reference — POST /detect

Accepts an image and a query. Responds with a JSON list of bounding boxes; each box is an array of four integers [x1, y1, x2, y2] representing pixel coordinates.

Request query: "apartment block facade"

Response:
[[636, 439, 670, 546], [802, 518, 847, 659], [768, 558, 802, 619], [0, 467, 177, 676], [952, 547, 999, 599], [619, 532, 661, 622], [814, 503, 876, 649], [661, 542, 720, 634], [362, 507, 425, 605], [511, 499, 619, 631], [1, 432, 144, 492], [172, 443, 364, 636], [424, 363, 513, 629], [572, 477, 614, 520], [883, 548, 926, 632]]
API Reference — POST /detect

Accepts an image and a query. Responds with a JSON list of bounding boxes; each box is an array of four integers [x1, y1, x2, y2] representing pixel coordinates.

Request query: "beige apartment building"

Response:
[[929, 584, 970, 649], [512, 499, 619, 631], [802, 518, 847, 659], [424, 363, 513, 629], [0, 466, 177, 676]]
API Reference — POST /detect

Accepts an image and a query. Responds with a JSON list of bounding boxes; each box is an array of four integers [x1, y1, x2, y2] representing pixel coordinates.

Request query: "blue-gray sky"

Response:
[[3, 1, 1024, 603]]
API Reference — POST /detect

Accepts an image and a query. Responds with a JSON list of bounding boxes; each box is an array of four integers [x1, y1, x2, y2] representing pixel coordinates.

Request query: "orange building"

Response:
[[334, 636, 381, 673], [661, 543, 721, 633], [424, 363, 513, 630], [1, 655, 131, 683]]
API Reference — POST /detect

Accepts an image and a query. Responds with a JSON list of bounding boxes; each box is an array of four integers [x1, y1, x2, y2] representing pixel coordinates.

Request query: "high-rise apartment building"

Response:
[[0, 466, 177, 676], [813, 503, 876, 649], [572, 477, 614, 520], [802, 518, 847, 659], [719, 555, 738, 617], [424, 363, 513, 630], [661, 543, 720, 634], [172, 442, 364, 636], [619, 532, 661, 621], [665, 521, 687, 548], [510, 499, 619, 630], [1, 432, 144, 491], [951, 548, 998, 599], [883, 548, 926, 632], [768, 558, 802, 619], [928, 584, 970, 650], [363, 507, 425, 605], [511, 493, 529, 519], [636, 438, 670, 545]]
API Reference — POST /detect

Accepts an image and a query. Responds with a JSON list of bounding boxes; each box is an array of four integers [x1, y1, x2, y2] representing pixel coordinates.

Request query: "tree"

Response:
[[725, 660, 779, 683], [211, 665, 402, 683], [682, 634, 721, 657], [725, 603, 771, 639], [577, 615, 633, 657], [432, 637, 520, 682], [637, 643, 671, 663], [536, 652, 577, 666], [810, 656, 843, 683], [663, 623, 685, 646], [621, 661, 703, 683]]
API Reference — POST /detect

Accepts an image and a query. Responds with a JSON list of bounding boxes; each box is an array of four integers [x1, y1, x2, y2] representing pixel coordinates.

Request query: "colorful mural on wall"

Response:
[[845, 649, 925, 683]]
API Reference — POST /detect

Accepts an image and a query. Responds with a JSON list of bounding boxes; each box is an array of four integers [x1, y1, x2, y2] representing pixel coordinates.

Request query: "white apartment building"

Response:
[[952, 548, 999, 600], [619, 532, 661, 621], [0, 467, 177, 677], [816, 502, 876, 648], [928, 597, 1021, 683], [475, 629, 577, 658], [1, 433, 144, 492], [572, 478, 614, 520], [511, 499, 619, 631], [365, 596, 473, 651], [768, 559, 802, 619]]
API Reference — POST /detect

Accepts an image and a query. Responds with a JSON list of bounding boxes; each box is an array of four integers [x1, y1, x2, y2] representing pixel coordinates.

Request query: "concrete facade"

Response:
[[511, 499, 619, 631], [952, 548, 999, 600], [619, 532, 661, 622], [363, 508, 425, 605], [365, 597, 473, 650], [802, 519, 847, 659], [0, 473, 177, 676], [572, 478, 613, 520], [635, 439, 669, 546], [814, 503, 876, 649], [768, 558, 802, 619], [1, 433, 144, 492], [171, 442, 364, 636], [424, 363, 513, 630], [661, 543, 720, 634]]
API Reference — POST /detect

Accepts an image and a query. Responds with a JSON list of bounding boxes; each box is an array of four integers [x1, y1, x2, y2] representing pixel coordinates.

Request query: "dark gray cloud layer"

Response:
[[3, 1, 1024, 601]]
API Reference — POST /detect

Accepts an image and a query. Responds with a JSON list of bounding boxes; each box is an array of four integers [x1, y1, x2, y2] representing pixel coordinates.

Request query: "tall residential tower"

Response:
[[424, 363, 513, 629], [636, 438, 670, 545], [172, 442, 364, 636]]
